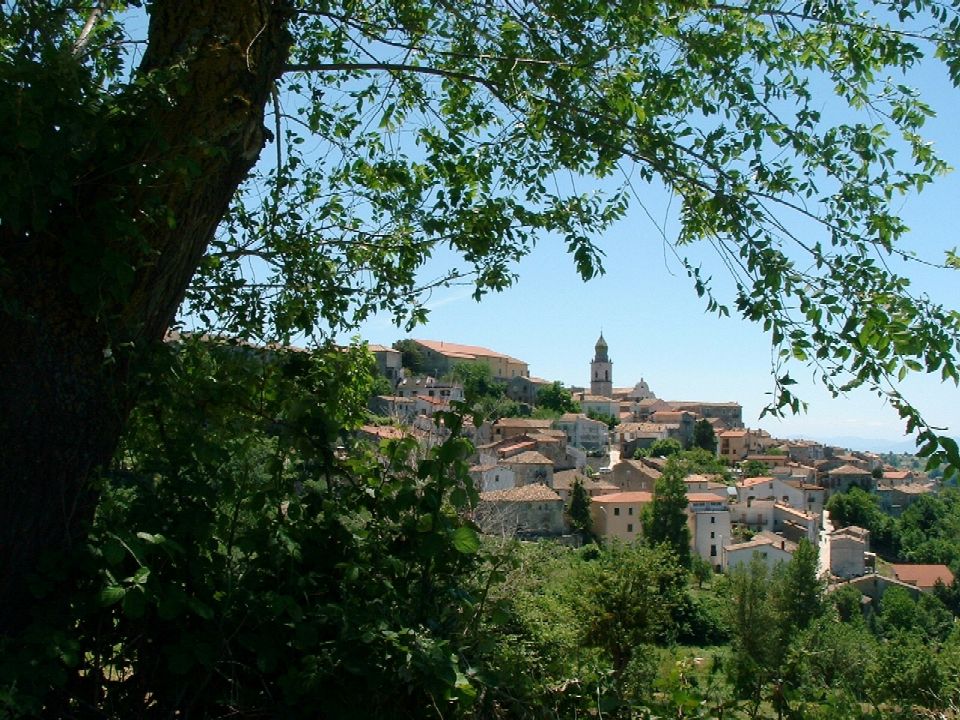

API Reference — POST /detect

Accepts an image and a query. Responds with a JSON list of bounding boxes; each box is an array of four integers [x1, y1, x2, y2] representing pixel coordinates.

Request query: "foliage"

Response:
[[567, 478, 593, 539], [741, 460, 771, 479], [393, 339, 427, 374], [691, 555, 714, 588], [536, 381, 580, 415], [826, 487, 900, 558], [772, 539, 825, 635], [670, 448, 734, 483], [692, 419, 718, 453], [644, 462, 692, 567], [586, 410, 620, 429], [584, 544, 687, 678], [0, 339, 490, 718], [636, 438, 683, 459]]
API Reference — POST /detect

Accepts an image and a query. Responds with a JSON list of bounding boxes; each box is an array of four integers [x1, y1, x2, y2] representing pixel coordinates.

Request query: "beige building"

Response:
[[552, 469, 618, 503], [475, 484, 565, 537], [412, 339, 529, 380], [555, 413, 609, 450], [824, 464, 875, 495], [687, 492, 732, 570], [492, 417, 555, 443], [612, 459, 661, 492], [829, 525, 869, 579], [501, 450, 554, 487], [590, 492, 653, 542], [724, 532, 796, 571]]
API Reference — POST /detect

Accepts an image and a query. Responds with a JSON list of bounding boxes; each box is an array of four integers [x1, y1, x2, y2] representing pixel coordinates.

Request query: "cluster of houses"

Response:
[[363, 335, 946, 590]]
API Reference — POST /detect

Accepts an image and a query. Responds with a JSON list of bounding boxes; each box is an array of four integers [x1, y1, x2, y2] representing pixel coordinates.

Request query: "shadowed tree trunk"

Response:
[[0, 0, 292, 633]]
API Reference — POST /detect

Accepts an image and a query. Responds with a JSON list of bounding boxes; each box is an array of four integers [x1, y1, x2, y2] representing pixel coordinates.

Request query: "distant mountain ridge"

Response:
[[795, 435, 957, 455]]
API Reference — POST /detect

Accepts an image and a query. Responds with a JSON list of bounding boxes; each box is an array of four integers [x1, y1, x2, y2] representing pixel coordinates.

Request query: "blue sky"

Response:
[[346, 69, 960, 447]]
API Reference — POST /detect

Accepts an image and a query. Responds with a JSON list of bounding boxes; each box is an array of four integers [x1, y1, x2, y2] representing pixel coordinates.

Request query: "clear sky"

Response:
[[344, 68, 960, 449]]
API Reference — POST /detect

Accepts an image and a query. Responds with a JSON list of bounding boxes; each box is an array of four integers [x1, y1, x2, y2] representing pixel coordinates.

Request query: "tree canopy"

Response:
[[3, 0, 960, 645]]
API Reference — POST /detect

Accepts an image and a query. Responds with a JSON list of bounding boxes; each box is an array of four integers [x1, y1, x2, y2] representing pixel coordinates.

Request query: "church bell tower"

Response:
[[590, 332, 613, 397]]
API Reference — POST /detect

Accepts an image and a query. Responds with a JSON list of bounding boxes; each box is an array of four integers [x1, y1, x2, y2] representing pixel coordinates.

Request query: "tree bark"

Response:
[[0, 0, 292, 633]]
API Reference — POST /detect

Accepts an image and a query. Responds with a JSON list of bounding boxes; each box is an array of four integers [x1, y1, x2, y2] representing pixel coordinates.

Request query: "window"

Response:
[[710, 545, 717, 557], [614, 507, 620, 516], [627, 523, 634, 533], [710, 516, 716, 524], [710, 531, 715, 539], [628, 507, 634, 516]]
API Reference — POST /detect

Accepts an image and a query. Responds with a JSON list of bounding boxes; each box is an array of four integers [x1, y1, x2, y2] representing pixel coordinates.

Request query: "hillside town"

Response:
[[362, 334, 949, 598]]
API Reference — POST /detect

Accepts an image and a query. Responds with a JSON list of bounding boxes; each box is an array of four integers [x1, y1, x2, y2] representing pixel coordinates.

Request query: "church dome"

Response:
[[595, 333, 607, 350]]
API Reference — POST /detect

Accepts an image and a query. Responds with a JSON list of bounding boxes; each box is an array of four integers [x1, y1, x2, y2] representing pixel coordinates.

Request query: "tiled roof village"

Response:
[[364, 334, 941, 588]]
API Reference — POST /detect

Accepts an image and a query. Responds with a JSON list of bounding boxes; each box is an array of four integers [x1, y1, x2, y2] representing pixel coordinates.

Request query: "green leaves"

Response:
[[451, 526, 480, 555]]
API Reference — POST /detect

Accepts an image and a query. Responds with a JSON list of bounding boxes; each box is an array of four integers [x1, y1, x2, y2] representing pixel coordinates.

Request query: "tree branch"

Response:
[[73, 0, 111, 57], [283, 61, 500, 93]]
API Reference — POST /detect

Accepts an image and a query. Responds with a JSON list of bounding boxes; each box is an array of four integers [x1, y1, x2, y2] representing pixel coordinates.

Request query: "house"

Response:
[[492, 417, 556, 443], [576, 393, 619, 420], [368, 395, 417, 420], [410, 339, 529, 380], [684, 474, 728, 497], [475, 484, 565, 537], [724, 531, 797, 571], [501, 450, 554, 487], [630, 397, 669, 421], [772, 503, 819, 543], [368, 344, 403, 385], [829, 525, 870, 579], [877, 481, 936, 516], [687, 493, 732, 570], [552, 469, 618, 503], [889, 564, 955, 592], [616, 421, 670, 456], [718, 429, 751, 464], [611, 458, 661, 492], [649, 410, 696, 445], [784, 440, 826, 465], [590, 492, 653, 542], [395, 375, 465, 402], [665, 401, 744, 429], [469, 464, 517, 493], [555, 413, 609, 450], [881, 469, 916, 487], [823, 464, 875, 495], [505, 375, 552, 405]]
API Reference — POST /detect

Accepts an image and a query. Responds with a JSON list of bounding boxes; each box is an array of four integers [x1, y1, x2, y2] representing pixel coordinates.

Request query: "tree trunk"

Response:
[[0, 0, 292, 633]]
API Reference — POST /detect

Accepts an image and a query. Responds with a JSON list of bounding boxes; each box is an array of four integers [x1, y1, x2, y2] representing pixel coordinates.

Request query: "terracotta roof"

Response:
[[725, 531, 797, 554], [360, 425, 408, 440], [415, 339, 525, 364], [719, 430, 749, 438], [830, 525, 869, 540], [480, 484, 561, 503], [498, 441, 537, 455], [883, 470, 913, 480], [685, 473, 723, 484], [502, 450, 553, 465], [889, 483, 935, 495], [890, 564, 955, 589], [592, 491, 654, 504], [494, 418, 555, 428], [738, 476, 774, 488], [367, 344, 399, 353], [774, 503, 816, 520], [829, 463, 871, 475], [687, 492, 728, 504], [553, 470, 617, 492]]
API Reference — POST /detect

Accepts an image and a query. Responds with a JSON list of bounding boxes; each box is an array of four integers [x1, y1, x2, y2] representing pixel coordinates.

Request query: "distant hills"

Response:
[[799, 434, 952, 455]]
